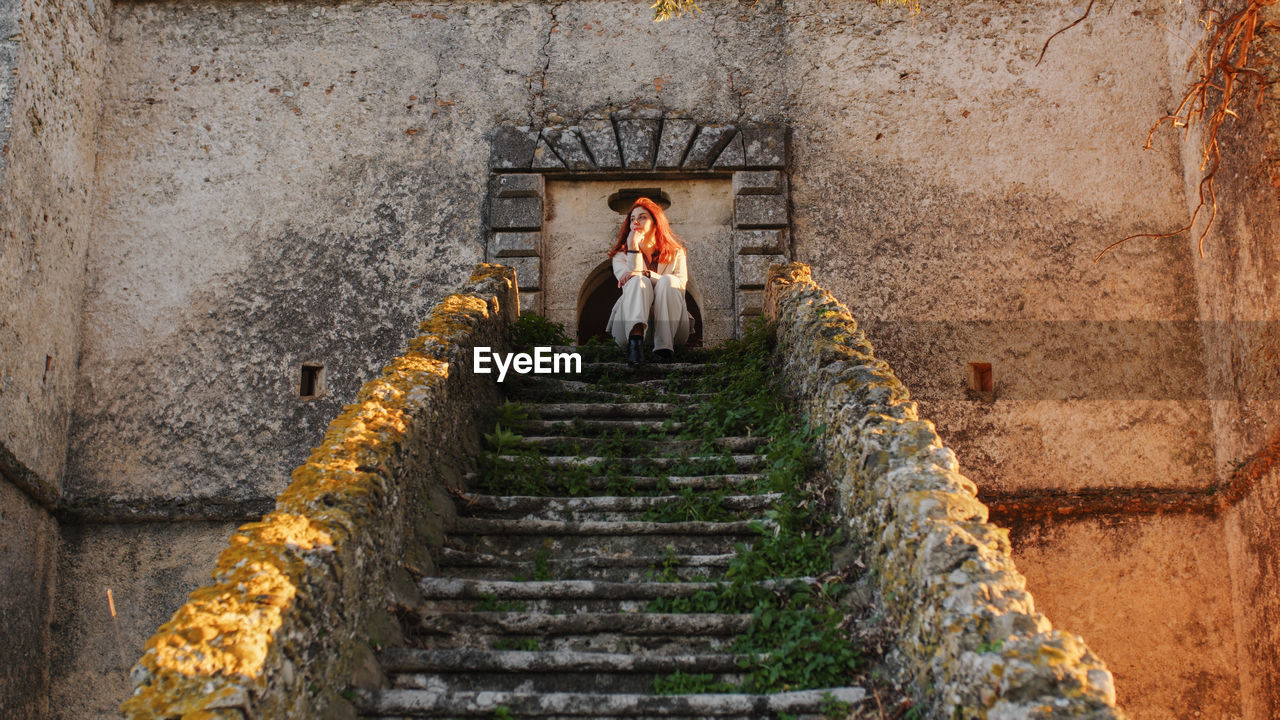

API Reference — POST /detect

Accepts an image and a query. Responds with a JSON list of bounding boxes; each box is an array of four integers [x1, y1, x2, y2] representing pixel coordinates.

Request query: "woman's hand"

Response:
[[618, 270, 649, 288]]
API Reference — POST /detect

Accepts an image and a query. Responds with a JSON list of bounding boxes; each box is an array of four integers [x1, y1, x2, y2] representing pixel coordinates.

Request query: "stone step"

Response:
[[463, 473, 768, 493], [421, 633, 739, 656], [453, 493, 781, 519], [515, 389, 715, 404], [496, 454, 766, 471], [405, 612, 750, 654], [539, 345, 714, 358], [381, 647, 747, 673], [445, 532, 750, 563], [452, 517, 762, 537], [512, 376, 695, 394], [410, 611, 752, 637], [437, 548, 733, 582], [358, 687, 867, 718], [386, 669, 749, 696], [378, 649, 748, 695], [510, 436, 768, 454], [418, 578, 814, 602], [518, 418, 687, 434], [523, 402, 683, 419], [526, 362, 715, 383]]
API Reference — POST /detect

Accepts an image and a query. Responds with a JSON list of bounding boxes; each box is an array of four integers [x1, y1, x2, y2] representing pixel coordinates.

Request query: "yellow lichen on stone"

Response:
[[384, 353, 449, 381], [123, 264, 519, 720], [245, 512, 334, 551], [418, 295, 489, 339], [142, 557, 296, 679]]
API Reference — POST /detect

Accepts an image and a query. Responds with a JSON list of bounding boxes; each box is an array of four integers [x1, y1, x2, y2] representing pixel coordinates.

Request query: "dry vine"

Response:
[[1097, 0, 1280, 261], [1037, 0, 1098, 66]]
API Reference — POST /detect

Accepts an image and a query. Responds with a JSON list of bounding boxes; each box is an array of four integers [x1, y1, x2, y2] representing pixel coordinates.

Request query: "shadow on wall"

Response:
[[574, 259, 704, 346]]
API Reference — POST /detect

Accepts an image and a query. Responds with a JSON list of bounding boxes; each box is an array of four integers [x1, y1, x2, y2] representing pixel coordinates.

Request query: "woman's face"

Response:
[[629, 207, 655, 243]]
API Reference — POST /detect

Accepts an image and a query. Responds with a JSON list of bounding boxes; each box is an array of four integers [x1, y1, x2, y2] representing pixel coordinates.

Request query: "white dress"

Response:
[[606, 248, 690, 351]]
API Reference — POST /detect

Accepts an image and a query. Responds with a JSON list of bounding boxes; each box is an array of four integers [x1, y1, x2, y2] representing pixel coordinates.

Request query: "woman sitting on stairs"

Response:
[[605, 197, 691, 367]]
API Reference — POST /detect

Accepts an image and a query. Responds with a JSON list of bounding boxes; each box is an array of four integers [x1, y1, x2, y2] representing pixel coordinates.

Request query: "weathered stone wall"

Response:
[[50, 520, 244, 720], [788, 0, 1213, 497], [766, 262, 1122, 719], [25, 0, 1259, 716], [72, 0, 1210, 507], [1170, 3, 1280, 717], [1012, 515, 1242, 719], [119, 265, 515, 719], [0, 0, 112, 713], [0, 0, 19, 182], [1, 0, 112, 501], [0, 481, 58, 719]]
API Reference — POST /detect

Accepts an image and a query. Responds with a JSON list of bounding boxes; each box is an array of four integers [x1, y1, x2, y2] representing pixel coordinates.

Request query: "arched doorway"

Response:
[[576, 260, 704, 347], [485, 113, 791, 342]]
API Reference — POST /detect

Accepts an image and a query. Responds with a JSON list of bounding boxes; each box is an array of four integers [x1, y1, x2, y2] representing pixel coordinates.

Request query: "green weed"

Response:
[[652, 670, 737, 694], [510, 313, 571, 347]]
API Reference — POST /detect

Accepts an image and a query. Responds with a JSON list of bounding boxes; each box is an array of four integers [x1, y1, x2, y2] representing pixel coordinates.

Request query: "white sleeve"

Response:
[[613, 251, 643, 281]]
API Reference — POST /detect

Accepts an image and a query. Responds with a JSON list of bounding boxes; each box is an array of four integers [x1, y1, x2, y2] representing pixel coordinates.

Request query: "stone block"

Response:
[[736, 309, 762, 336], [508, 257, 541, 290], [737, 253, 788, 288], [683, 124, 736, 169], [655, 119, 697, 169], [490, 126, 540, 169], [712, 132, 745, 170], [738, 288, 764, 316], [741, 124, 787, 168], [579, 117, 622, 169], [532, 138, 566, 170], [734, 194, 787, 228], [544, 128, 595, 171], [733, 170, 785, 196], [616, 117, 660, 170], [490, 197, 543, 231], [734, 229, 786, 255], [489, 231, 540, 258], [494, 173, 544, 199], [519, 291, 542, 315]]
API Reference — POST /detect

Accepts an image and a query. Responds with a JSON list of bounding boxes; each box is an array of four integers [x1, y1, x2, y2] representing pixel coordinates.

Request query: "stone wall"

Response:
[[1, 0, 112, 501], [71, 0, 1208, 512], [50, 520, 245, 720], [120, 265, 515, 719], [14, 0, 1261, 716], [1173, 3, 1280, 716], [0, 0, 112, 713], [766, 262, 1121, 719], [0, 481, 58, 719]]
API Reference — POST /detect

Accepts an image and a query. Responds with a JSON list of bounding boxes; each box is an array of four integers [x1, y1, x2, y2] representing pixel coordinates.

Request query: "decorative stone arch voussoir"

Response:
[[485, 112, 791, 338]]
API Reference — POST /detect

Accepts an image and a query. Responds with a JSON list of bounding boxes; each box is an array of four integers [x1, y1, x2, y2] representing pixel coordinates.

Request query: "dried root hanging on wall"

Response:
[[1099, 0, 1280, 260]]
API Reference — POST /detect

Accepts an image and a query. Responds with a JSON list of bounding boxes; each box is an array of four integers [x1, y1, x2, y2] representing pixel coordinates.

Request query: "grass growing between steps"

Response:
[[473, 315, 883, 698], [643, 320, 867, 694]]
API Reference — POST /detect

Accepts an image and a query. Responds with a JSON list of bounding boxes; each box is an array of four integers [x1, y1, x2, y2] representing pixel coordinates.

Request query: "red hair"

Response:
[[608, 198, 685, 265]]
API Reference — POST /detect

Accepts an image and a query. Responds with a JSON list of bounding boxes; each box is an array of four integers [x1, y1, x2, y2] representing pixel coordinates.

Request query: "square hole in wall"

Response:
[[968, 362, 993, 392], [299, 363, 325, 400]]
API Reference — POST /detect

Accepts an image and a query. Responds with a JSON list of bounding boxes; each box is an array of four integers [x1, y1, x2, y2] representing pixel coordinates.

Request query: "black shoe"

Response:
[[627, 336, 644, 367], [654, 348, 673, 363]]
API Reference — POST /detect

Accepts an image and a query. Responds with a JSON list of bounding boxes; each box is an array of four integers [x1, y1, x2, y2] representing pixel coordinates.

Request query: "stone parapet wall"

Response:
[[765, 263, 1122, 720], [120, 264, 516, 720]]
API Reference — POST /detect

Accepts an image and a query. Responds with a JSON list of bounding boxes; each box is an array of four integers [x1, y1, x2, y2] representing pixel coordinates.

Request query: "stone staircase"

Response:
[[355, 349, 877, 719]]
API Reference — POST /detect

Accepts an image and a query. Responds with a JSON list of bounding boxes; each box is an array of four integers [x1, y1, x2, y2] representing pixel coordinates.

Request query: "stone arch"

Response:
[[575, 259, 705, 347], [485, 111, 791, 340]]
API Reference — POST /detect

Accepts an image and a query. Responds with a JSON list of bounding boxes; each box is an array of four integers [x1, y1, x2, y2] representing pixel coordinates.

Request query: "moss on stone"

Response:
[[120, 265, 517, 720], [766, 262, 1124, 719]]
